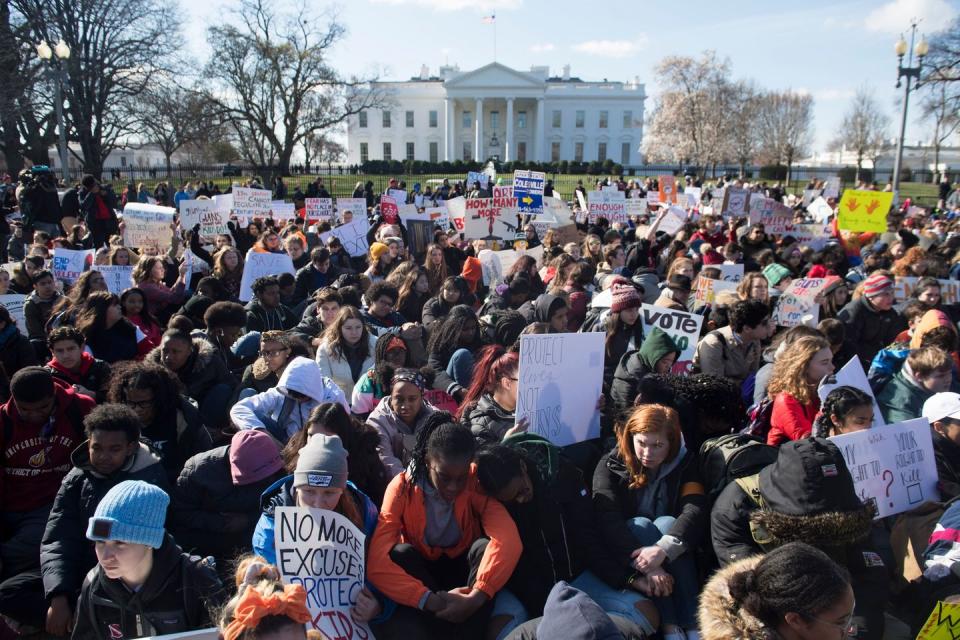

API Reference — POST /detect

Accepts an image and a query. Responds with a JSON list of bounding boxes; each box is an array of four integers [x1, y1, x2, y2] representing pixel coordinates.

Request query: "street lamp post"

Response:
[[892, 21, 929, 194], [36, 39, 71, 183]]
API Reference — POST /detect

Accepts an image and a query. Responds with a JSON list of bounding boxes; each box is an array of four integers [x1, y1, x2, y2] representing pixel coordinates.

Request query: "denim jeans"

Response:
[[626, 515, 699, 629], [446, 347, 475, 387]]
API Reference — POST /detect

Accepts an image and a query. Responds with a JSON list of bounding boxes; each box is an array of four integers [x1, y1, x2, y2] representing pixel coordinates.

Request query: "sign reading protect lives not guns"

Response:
[[830, 417, 939, 519]]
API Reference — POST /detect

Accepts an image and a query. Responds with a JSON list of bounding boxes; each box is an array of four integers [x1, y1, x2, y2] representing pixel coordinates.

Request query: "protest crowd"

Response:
[[5, 163, 960, 640]]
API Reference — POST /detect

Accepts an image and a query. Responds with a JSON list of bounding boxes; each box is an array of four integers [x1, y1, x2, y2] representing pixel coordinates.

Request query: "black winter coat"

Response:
[[71, 535, 223, 640], [145, 396, 214, 483], [836, 296, 906, 370], [933, 428, 960, 501], [41, 442, 169, 605], [463, 394, 514, 444], [145, 338, 235, 405], [244, 300, 298, 333]]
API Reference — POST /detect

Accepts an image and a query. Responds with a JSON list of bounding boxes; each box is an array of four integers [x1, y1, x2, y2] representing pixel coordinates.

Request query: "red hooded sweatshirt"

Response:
[[0, 381, 95, 512], [46, 351, 97, 384]]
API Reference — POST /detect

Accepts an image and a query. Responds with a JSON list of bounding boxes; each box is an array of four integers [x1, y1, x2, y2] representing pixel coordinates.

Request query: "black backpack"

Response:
[[698, 433, 778, 500]]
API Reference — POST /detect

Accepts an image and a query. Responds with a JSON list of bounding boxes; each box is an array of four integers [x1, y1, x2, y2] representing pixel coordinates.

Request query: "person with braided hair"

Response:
[[366, 368, 437, 478], [217, 556, 312, 640], [698, 542, 855, 640], [367, 413, 521, 639], [811, 385, 874, 438], [351, 334, 412, 418]]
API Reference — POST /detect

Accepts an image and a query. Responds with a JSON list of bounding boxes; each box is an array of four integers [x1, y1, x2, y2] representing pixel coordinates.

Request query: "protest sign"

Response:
[[423, 389, 459, 414], [463, 198, 518, 240], [232, 187, 272, 218], [466, 171, 489, 190], [274, 507, 371, 640], [52, 248, 94, 285], [626, 198, 648, 217], [720, 187, 750, 218], [748, 197, 775, 225], [802, 189, 819, 207], [893, 277, 960, 305], [684, 187, 701, 209], [179, 199, 214, 231], [772, 277, 833, 327], [657, 207, 686, 236], [823, 176, 841, 199], [335, 198, 366, 224], [380, 195, 400, 224], [837, 189, 894, 233], [305, 198, 335, 223], [445, 197, 467, 234], [0, 294, 26, 333], [515, 332, 603, 447], [658, 175, 677, 204], [587, 190, 627, 224], [477, 249, 503, 286], [807, 197, 834, 223], [513, 170, 545, 216], [543, 196, 574, 226], [713, 264, 744, 282], [693, 276, 738, 306], [97, 265, 134, 295], [424, 206, 450, 230], [575, 190, 588, 213], [830, 417, 938, 519], [388, 188, 407, 205], [916, 601, 960, 640], [640, 304, 703, 374], [122, 203, 175, 251], [270, 201, 296, 221], [646, 190, 660, 205], [239, 251, 295, 302], [818, 356, 885, 429], [331, 218, 371, 258], [406, 219, 434, 258]]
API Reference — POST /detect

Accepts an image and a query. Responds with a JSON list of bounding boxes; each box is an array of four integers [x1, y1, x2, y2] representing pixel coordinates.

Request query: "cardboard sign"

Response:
[[380, 195, 400, 224], [52, 248, 94, 285], [335, 198, 366, 223], [274, 507, 372, 640], [477, 249, 503, 286], [720, 187, 750, 218], [0, 294, 27, 333], [658, 175, 677, 204], [463, 198, 518, 240], [305, 198, 334, 222], [626, 198, 648, 217], [122, 203, 175, 250], [543, 196, 574, 226], [575, 190, 588, 212], [808, 196, 834, 223], [97, 265, 134, 295], [916, 601, 960, 640], [773, 223, 832, 250], [179, 199, 214, 231], [693, 275, 738, 306], [713, 264, 744, 282], [893, 277, 960, 305], [657, 207, 686, 236], [640, 304, 703, 374], [837, 189, 894, 233], [515, 332, 603, 447], [830, 417, 938, 519], [232, 187, 272, 218], [514, 170, 545, 216], [331, 217, 371, 258], [772, 277, 833, 328], [823, 176, 841, 199], [445, 197, 467, 234], [587, 190, 627, 224], [238, 251, 295, 302], [684, 187, 702, 209], [818, 356, 885, 429]]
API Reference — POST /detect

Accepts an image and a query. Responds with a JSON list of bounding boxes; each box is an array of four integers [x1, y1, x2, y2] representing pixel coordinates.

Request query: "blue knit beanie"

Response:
[[86, 480, 169, 548]]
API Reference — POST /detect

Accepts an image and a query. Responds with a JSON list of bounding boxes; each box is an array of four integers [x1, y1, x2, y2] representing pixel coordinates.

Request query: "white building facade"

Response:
[[346, 62, 646, 166]]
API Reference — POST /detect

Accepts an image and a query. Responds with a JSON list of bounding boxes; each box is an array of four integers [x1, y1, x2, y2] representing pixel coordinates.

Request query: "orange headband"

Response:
[[223, 584, 311, 640]]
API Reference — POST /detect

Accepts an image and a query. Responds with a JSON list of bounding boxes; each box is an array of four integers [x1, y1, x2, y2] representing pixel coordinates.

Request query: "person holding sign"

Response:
[[368, 415, 522, 639], [592, 404, 705, 640], [217, 557, 311, 640], [251, 434, 387, 627], [132, 256, 188, 322]]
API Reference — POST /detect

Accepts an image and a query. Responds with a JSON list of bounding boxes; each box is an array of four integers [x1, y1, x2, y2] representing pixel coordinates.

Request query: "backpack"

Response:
[[734, 473, 777, 551], [741, 395, 775, 442], [699, 433, 778, 500]]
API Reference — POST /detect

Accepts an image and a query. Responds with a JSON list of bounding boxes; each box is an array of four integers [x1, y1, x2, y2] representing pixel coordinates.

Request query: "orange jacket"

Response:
[[367, 465, 522, 608]]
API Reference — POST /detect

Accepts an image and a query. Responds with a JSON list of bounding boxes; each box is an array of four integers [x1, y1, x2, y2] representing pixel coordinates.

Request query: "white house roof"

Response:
[[443, 62, 546, 90]]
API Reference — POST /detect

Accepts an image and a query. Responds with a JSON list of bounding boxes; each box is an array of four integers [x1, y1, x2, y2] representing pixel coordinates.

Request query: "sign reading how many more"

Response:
[[830, 417, 938, 519], [122, 203, 175, 251], [837, 189, 894, 233], [639, 304, 703, 375], [274, 507, 372, 640], [515, 332, 603, 447], [513, 170, 545, 216]]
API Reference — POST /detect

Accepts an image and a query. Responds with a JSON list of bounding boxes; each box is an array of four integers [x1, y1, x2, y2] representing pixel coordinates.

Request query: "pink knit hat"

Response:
[[610, 283, 642, 313], [862, 273, 893, 298], [229, 430, 283, 486]]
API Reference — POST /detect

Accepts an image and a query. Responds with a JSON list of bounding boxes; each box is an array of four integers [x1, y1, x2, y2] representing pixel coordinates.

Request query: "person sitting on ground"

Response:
[[811, 385, 875, 438], [236, 331, 309, 400], [351, 333, 412, 418], [75, 292, 153, 363], [877, 346, 955, 424], [315, 306, 377, 399], [24, 269, 61, 344], [922, 392, 960, 501], [215, 557, 311, 640], [201, 301, 248, 376], [45, 327, 111, 403], [245, 275, 297, 333], [458, 345, 525, 445], [610, 327, 681, 415], [837, 273, 907, 370], [292, 247, 336, 305], [38, 405, 168, 637], [367, 368, 437, 478], [230, 356, 348, 443], [72, 481, 224, 640], [360, 281, 409, 335], [694, 298, 771, 388], [765, 335, 835, 446]]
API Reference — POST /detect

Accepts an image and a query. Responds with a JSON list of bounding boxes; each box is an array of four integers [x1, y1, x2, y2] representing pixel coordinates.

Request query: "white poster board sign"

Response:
[[335, 198, 367, 224], [331, 217, 371, 258], [640, 304, 703, 375], [713, 264, 744, 282], [305, 198, 335, 223], [893, 277, 960, 305], [516, 332, 603, 447], [477, 249, 504, 286], [818, 356, 885, 429], [179, 199, 214, 231], [232, 187, 272, 218], [772, 277, 832, 328], [657, 207, 686, 236], [587, 190, 628, 224], [238, 251, 295, 302], [52, 248, 94, 285], [275, 506, 372, 640], [830, 417, 939, 519], [97, 265, 134, 295], [269, 200, 297, 221], [0, 294, 27, 333], [122, 203, 175, 251]]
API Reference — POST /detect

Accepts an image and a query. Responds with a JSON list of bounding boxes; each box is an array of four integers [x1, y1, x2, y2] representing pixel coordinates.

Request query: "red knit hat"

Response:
[[862, 273, 893, 298], [610, 283, 641, 313], [702, 250, 724, 265]]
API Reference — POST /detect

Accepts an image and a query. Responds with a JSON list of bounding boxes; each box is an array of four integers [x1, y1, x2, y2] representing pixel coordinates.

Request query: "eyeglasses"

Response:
[[811, 604, 857, 638], [260, 348, 289, 358], [127, 398, 154, 410]]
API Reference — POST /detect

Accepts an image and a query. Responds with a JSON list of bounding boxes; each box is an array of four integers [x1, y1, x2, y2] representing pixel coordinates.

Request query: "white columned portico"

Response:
[[505, 98, 514, 162], [536, 97, 546, 162], [444, 98, 453, 162], [474, 98, 484, 162]]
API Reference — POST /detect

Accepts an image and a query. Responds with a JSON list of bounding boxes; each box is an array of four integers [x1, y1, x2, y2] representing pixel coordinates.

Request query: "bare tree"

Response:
[[831, 89, 890, 183], [303, 132, 346, 168], [14, 0, 182, 178], [755, 91, 814, 185], [727, 81, 761, 178], [919, 69, 960, 182], [132, 81, 214, 176], [923, 17, 960, 83], [205, 0, 390, 176]]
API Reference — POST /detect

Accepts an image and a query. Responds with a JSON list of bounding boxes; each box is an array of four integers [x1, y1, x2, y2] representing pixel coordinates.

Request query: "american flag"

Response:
[[482, 13, 495, 23]]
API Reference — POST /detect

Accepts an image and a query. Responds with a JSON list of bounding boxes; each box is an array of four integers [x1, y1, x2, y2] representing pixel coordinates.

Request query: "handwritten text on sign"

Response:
[[837, 189, 894, 233], [893, 277, 960, 305], [275, 507, 371, 640], [238, 251, 295, 302], [830, 417, 939, 519], [122, 204, 175, 251], [52, 248, 94, 285], [640, 305, 703, 375], [516, 332, 603, 447], [773, 277, 834, 328], [587, 190, 628, 224], [232, 187, 272, 218]]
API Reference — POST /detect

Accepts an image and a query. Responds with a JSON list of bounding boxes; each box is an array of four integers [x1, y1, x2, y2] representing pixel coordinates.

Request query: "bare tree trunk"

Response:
[[934, 142, 941, 184]]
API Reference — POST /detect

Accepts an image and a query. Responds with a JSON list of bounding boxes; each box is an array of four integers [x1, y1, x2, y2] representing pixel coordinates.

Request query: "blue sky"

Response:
[[180, 0, 960, 157]]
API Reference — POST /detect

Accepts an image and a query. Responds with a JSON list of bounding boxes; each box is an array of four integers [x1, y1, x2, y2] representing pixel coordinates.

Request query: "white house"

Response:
[[47, 143, 192, 171], [346, 62, 646, 166]]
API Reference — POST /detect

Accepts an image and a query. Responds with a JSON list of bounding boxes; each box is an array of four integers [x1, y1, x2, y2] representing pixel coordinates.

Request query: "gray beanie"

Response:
[[293, 434, 349, 489]]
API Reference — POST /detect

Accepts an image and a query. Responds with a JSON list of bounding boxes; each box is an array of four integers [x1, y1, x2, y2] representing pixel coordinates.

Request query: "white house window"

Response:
[[359, 111, 368, 128], [491, 110, 500, 131], [462, 141, 472, 160], [382, 111, 391, 128], [552, 110, 561, 128], [599, 111, 608, 129], [621, 142, 631, 164], [406, 142, 415, 160], [575, 142, 584, 162], [551, 142, 560, 162], [383, 142, 392, 161], [517, 142, 527, 162], [575, 110, 585, 128], [598, 142, 607, 162], [623, 110, 633, 128], [405, 111, 414, 127], [429, 142, 438, 162], [429, 110, 438, 127], [360, 143, 369, 163], [462, 110, 472, 129], [518, 111, 527, 129]]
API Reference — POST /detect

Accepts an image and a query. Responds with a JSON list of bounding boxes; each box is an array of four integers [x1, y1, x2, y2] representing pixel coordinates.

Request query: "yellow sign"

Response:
[[837, 189, 894, 233], [917, 601, 960, 639]]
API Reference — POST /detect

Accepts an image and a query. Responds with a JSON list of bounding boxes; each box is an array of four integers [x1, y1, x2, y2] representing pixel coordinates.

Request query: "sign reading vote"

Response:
[[639, 304, 703, 375], [515, 332, 603, 447], [275, 507, 371, 640], [513, 170, 545, 216], [830, 417, 939, 519], [837, 189, 894, 233]]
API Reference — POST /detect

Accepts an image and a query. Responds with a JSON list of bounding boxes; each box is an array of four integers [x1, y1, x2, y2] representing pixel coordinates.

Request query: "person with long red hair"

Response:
[[457, 344, 528, 444]]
